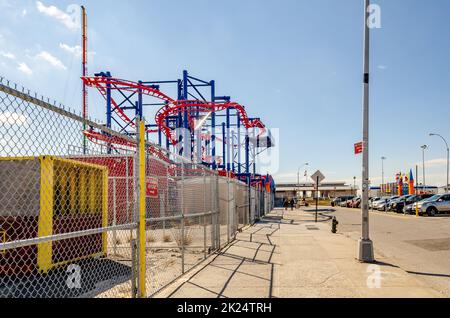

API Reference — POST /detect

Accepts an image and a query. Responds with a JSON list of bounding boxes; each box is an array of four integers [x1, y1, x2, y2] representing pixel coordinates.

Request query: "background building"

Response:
[[275, 182, 356, 207]]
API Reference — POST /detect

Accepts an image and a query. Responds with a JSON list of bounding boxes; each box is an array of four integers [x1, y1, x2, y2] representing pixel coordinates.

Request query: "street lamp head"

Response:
[[381, 156, 386, 160], [429, 133, 436, 137], [421, 145, 428, 150]]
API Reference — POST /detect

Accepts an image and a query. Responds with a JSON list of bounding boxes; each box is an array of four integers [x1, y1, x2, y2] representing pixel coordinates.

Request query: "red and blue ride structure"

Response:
[[81, 70, 275, 193]]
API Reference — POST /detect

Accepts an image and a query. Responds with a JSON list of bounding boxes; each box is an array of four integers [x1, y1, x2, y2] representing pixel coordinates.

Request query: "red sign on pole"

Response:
[[146, 177, 158, 198], [354, 142, 363, 155]]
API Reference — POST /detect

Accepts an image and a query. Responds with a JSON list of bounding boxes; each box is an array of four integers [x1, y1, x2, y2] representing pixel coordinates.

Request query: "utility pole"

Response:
[[358, 0, 374, 263], [81, 5, 88, 154], [415, 165, 419, 195], [430, 133, 449, 193], [421, 145, 428, 193], [381, 157, 386, 196]]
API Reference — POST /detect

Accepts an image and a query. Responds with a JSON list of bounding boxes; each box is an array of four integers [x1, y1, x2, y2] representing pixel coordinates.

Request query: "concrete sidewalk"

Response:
[[154, 209, 442, 298]]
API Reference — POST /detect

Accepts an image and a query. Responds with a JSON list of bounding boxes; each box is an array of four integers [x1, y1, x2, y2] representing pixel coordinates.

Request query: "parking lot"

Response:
[[324, 206, 450, 297]]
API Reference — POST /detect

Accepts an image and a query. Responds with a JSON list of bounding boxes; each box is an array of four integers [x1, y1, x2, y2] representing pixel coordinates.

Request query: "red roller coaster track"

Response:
[[81, 76, 266, 146]]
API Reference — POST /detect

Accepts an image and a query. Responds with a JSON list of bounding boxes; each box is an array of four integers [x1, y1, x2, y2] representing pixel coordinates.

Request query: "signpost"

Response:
[[146, 177, 159, 198], [311, 170, 325, 223], [354, 142, 363, 155]]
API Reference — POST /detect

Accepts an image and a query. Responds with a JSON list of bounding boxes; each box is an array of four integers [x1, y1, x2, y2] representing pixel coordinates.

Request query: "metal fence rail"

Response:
[[0, 78, 272, 298]]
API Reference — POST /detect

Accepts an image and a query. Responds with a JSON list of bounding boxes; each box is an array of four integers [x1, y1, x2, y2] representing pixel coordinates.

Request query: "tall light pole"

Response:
[[421, 145, 428, 193], [430, 133, 449, 193], [297, 163, 309, 199], [358, 0, 374, 263], [381, 157, 386, 195], [297, 163, 309, 185]]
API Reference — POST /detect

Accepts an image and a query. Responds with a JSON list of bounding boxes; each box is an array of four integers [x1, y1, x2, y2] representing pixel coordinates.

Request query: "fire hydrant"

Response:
[[331, 217, 339, 234]]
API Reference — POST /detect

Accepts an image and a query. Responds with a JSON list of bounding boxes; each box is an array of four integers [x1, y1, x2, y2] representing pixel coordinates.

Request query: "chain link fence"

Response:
[[0, 78, 272, 298]]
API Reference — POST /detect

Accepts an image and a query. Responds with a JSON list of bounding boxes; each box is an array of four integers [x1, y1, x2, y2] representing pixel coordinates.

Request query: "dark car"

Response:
[[376, 196, 399, 211], [404, 194, 436, 214], [388, 195, 414, 213]]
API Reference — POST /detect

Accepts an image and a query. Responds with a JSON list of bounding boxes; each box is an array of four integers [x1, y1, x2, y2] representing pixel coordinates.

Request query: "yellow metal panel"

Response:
[[37, 156, 54, 273], [1, 231, 5, 255], [69, 166, 77, 214], [102, 169, 108, 254], [0, 156, 36, 161], [59, 165, 68, 215], [56, 157, 107, 171], [89, 169, 96, 214], [80, 168, 87, 214], [139, 120, 146, 298]]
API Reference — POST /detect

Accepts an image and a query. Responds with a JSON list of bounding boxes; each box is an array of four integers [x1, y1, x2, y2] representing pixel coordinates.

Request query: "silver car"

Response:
[[372, 197, 392, 210], [420, 194, 450, 216]]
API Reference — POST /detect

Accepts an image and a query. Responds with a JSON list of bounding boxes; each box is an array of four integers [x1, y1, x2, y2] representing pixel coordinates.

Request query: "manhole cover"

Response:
[[406, 238, 450, 251], [306, 226, 319, 231]]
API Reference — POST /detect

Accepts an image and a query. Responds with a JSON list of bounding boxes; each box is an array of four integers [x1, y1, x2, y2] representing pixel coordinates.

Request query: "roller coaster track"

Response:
[[82, 76, 266, 147]]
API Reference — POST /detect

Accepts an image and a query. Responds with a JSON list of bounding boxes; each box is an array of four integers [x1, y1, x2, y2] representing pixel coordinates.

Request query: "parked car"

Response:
[[420, 194, 450, 216], [404, 194, 435, 214], [332, 196, 354, 207], [388, 195, 414, 213], [350, 197, 361, 208], [337, 196, 355, 208], [369, 197, 381, 209], [373, 196, 397, 211], [339, 199, 350, 207]]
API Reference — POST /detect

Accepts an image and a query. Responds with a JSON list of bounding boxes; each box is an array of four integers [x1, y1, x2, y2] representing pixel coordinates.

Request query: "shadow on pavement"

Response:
[[166, 213, 285, 298]]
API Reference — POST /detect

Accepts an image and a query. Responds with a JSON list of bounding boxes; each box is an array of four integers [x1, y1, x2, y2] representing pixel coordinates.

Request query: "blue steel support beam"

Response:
[[222, 122, 226, 171], [226, 108, 231, 171], [138, 81, 143, 118], [106, 79, 112, 130], [177, 79, 183, 156], [106, 77, 112, 154], [183, 71, 191, 159], [237, 113, 241, 174], [211, 80, 216, 170], [245, 131, 250, 174]]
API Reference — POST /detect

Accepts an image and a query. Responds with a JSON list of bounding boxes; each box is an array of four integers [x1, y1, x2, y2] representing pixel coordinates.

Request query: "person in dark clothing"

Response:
[[283, 198, 288, 210], [290, 199, 295, 210]]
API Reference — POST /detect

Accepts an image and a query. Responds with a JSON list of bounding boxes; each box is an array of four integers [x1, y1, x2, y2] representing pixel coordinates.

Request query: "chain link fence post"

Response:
[[181, 161, 185, 274], [136, 117, 147, 298], [203, 168, 207, 259]]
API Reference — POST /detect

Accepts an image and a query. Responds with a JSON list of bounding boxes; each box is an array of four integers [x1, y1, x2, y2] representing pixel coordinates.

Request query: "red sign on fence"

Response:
[[354, 142, 363, 155], [146, 177, 158, 198]]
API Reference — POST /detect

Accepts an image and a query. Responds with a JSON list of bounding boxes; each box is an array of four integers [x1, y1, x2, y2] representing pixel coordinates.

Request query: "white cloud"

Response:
[[0, 51, 15, 60], [59, 42, 96, 61], [414, 158, 447, 168], [59, 43, 81, 58], [36, 1, 79, 30], [0, 112, 28, 125], [17, 62, 33, 75], [378, 65, 388, 70], [22, 9, 27, 17], [36, 51, 67, 70], [0, 0, 12, 8]]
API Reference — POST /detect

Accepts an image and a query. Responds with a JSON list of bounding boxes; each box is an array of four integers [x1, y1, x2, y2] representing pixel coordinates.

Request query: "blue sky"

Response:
[[1, 0, 450, 187]]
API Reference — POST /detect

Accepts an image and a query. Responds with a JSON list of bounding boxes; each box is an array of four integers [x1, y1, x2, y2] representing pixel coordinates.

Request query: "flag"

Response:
[[409, 169, 415, 195], [398, 173, 403, 196]]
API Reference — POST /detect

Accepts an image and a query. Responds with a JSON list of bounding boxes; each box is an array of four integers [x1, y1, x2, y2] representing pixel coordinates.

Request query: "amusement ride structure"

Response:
[[79, 10, 275, 191]]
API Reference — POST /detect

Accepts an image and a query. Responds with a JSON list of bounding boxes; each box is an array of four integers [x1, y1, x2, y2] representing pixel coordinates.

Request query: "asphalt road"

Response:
[[320, 207, 450, 297]]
